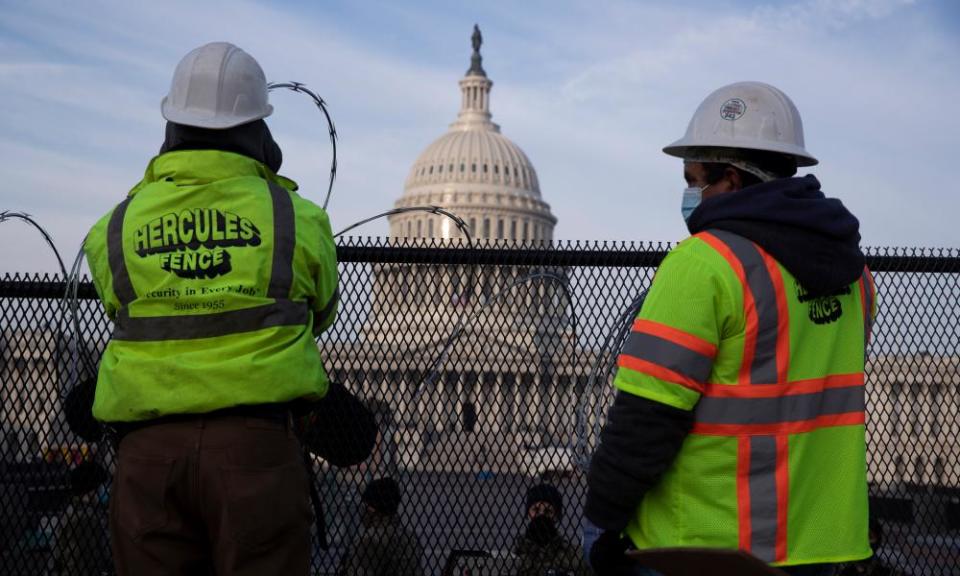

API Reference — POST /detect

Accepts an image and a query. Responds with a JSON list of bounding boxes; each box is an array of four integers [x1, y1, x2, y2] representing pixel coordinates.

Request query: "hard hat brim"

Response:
[[663, 136, 819, 167], [161, 97, 274, 130]]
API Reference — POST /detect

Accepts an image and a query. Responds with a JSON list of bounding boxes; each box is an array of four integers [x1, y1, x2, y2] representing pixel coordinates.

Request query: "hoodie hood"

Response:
[[687, 175, 864, 295], [159, 119, 282, 173]]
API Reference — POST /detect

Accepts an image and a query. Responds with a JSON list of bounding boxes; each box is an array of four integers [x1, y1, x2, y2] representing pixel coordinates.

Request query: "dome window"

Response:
[[460, 163, 465, 172], [438, 165, 443, 173], [483, 164, 488, 173], [449, 164, 454, 172], [513, 167, 518, 177], [471, 163, 477, 173], [429, 166, 434, 174]]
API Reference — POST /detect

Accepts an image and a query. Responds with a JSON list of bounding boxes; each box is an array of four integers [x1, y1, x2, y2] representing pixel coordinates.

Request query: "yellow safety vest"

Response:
[[616, 229, 874, 566], [84, 150, 338, 422]]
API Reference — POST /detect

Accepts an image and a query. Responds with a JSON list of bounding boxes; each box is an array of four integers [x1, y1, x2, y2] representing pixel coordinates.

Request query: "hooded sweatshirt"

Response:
[[687, 174, 864, 296], [585, 175, 867, 533], [159, 119, 283, 173]]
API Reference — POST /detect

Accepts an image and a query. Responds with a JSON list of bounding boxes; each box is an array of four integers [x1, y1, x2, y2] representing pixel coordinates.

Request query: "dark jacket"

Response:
[[339, 514, 424, 576], [515, 532, 592, 576], [160, 119, 283, 173], [585, 175, 864, 531]]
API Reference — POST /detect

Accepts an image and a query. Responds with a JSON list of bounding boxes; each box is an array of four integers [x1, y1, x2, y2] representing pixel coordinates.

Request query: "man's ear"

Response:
[[724, 166, 743, 192]]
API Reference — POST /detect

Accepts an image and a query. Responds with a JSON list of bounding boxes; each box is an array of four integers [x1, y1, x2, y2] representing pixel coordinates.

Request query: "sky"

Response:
[[1, 0, 958, 274]]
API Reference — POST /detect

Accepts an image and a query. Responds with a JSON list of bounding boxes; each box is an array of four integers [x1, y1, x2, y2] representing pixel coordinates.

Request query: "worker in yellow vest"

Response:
[[84, 42, 339, 575], [584, 82, 875, 576]]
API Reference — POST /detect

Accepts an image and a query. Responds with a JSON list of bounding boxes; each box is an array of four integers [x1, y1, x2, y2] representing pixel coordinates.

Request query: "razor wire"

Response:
[[267, 81, 338, 210], [0, 211, 97, 381], [334, 206, 472, 242], [574, 290, 647, 469], [0, 211, 68, 278]]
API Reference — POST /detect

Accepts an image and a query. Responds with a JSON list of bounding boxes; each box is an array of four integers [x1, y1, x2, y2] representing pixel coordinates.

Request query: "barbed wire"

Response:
[[267, 81, 338, 210], [334, 205, 471, 241], [0, 211, 68, 278], [574, 290, 647, 469], [0, 212, 97, 387]]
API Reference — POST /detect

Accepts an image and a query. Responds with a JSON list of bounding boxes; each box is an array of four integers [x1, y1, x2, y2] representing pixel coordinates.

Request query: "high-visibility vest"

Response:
[[615, 229, 874, 566], [83, 150, 338, 423]]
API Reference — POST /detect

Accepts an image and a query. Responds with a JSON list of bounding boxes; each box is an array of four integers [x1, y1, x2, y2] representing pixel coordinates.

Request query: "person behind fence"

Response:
[[583, 81, 876, 575], [52, 461, 113, 575], [515, 483, 591, 576], [83, 42, 340, 575], [338, 477, 424, 576]]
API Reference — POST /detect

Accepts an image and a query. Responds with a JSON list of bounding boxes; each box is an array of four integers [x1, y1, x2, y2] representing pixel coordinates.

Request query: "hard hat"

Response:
[[663, 81, 818, 167], [161, 42, 273, 129]]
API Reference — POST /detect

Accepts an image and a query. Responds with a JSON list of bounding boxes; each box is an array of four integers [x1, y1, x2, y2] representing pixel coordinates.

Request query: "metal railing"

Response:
[[1, 238, 958, 575]]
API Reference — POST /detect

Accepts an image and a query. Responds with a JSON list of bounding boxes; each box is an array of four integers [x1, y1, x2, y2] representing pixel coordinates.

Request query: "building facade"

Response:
[[330, 27, 581, 476]]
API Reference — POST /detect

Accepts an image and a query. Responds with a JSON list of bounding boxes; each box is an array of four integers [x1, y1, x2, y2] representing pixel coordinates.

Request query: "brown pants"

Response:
[[109, 414, 312, 576]]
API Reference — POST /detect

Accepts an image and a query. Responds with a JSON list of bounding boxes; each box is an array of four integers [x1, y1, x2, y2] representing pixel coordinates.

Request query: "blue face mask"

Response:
[[681, 184, 709, 222]]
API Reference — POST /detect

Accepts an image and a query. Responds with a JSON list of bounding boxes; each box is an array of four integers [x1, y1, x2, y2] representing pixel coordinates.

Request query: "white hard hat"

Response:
[[161, 42, 273, 130], [663, 81, 818, 167]]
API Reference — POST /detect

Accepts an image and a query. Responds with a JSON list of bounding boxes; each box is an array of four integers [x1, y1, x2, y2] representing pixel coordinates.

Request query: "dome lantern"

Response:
[[391, 26, 557, 242]]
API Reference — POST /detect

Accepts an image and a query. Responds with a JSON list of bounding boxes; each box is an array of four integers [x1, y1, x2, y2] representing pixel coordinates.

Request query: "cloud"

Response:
[[487, 0, 958, 246], [1, 0, 958, 276], [0, 0, 455, 272]]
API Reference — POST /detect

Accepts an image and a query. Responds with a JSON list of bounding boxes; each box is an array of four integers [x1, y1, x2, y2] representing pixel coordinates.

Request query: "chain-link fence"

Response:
[[1, 238, 958, 575]]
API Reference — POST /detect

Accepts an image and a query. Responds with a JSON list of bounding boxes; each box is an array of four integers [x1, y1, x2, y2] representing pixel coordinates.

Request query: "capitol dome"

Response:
[[390, 26, 557, 242]]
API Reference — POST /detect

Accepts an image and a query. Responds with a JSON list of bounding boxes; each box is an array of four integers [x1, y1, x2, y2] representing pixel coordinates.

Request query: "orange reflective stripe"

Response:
[[632, 319, 718, 358], [692, 412, 865, 436], [761, 251, 790, 383], [775, 436, 790, 563], [698, 232, 758, 385], [617, 354, 705, 394], [703, 373, 864, 399]]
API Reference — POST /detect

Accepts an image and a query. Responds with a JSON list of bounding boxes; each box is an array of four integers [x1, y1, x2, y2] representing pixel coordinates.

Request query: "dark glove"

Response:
[[589, 530, 632, 575], [63, 377, 104, 442], [293, 380, 378, 467]]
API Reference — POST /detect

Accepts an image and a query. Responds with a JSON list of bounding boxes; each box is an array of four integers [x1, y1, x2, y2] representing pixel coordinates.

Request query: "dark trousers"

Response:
[[109, 414, 312, 576]]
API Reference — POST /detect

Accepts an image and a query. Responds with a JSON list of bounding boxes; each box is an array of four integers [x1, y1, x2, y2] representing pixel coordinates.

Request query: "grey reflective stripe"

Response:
[[315, 287, 339, 327], [113, 300, 309, 341], [267, 181, 295, 299], [862, 268, 874, 344], [107, 197, 137, 306], [709, 230, 779, 385], [748, 436, 778, 563], [621, 331, 713, 383], [696, 386, 864, 425]]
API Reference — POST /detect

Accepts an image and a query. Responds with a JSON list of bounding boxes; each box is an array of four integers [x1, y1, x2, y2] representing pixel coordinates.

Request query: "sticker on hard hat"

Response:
[[720, 98, 746, 121]]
